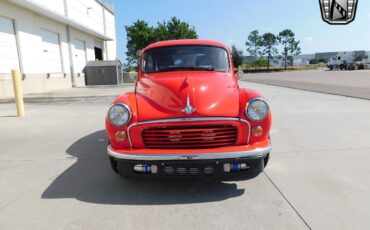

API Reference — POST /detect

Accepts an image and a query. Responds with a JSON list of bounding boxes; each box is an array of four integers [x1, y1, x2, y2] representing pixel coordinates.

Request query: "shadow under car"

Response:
[[42, 130, 248, 205]]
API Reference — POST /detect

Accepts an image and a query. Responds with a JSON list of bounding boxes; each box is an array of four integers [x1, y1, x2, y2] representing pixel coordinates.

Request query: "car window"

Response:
[[142, 45, 230, 73]]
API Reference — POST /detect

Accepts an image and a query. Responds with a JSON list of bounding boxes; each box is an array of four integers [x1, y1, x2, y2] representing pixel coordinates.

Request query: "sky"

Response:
[[114, 0, 370, 62]]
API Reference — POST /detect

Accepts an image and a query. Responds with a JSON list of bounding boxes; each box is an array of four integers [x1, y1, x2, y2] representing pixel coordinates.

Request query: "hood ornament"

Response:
[[182, 96, 196, 115]]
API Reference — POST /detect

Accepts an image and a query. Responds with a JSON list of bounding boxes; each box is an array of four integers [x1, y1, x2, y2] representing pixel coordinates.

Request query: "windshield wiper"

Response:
[[164, 66, 215, 72], [192, 66, 215, 71], [145, 66, 221, 74]]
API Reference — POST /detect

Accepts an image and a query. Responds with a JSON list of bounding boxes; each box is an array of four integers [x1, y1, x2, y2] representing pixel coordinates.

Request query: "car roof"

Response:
[[142, 39, 230, 52]]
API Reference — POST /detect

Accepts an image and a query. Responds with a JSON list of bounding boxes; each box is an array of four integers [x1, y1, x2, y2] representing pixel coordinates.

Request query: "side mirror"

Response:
[[236, 70, 243, 80], [129, 72, 138, 82]]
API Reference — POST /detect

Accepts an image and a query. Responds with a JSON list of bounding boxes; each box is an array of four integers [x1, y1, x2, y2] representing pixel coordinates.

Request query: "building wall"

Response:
[[26, 0, 116, 60], [104, 7, 116, 60], [0, 0, 70, 99], [67, 0, 105, 34], [0, 0, 116, 99], [315, 52, 339, 61], [31, 0, 66, 15], [19, 0, 114, 37]]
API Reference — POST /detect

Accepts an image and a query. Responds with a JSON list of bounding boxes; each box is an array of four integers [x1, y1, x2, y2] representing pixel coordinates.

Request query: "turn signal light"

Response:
[[115, 131, 127, 142], [252, 126, 263, 137]]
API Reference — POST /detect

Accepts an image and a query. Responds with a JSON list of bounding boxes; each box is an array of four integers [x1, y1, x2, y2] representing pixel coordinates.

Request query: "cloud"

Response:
[[304, 37, 313, 42]]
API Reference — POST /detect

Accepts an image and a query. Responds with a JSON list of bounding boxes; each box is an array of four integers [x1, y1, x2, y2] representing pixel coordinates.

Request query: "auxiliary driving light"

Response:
[[133, 164, 158, 174], [252, 126, 263, 137], [223, 163, 249, 172], [115, 131, 127, 142]]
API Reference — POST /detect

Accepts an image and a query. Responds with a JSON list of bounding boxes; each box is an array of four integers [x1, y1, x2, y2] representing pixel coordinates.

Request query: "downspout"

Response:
[[13, 19, 24, 76], [66, 25, 75, 87], [102, 7, 109, 60], [64, 0, 75, 87]]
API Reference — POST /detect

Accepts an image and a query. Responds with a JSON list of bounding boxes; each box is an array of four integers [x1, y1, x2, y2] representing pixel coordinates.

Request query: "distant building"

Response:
[[0, 0, 116, 98], [315, 52, 339, 62], [242, 50, 368, 67], [293, 54, 315, 66]]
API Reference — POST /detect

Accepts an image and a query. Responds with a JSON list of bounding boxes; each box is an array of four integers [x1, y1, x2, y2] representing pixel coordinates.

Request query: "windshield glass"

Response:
[[142, 45, 230, 73]]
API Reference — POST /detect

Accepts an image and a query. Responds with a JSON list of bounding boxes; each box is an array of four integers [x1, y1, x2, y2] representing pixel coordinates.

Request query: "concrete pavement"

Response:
[[1, 81, 370, 229], [241, 70, 370, 100], [0, 84, 135, 103]]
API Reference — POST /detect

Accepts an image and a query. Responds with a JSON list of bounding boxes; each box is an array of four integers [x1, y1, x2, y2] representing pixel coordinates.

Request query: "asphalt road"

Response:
[[242, 70, 370, 100], [1, 81, 370, 230]]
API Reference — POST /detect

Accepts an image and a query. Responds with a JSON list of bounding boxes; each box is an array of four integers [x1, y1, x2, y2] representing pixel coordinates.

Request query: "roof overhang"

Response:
[[7, 0, 113, 41]]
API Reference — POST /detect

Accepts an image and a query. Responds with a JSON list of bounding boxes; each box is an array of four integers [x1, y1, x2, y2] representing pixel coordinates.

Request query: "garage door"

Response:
[[41, 29, 62, 73], [0, 16, 19, 74], [72, 39, 86, 73]]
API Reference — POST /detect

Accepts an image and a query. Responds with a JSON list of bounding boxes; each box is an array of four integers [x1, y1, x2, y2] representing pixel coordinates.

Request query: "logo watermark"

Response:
[[319, 0, 359, 25]]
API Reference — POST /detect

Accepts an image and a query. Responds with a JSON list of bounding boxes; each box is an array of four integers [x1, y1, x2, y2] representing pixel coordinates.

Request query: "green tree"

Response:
[[309, 59, 319, 65], [231, 45, 244, 68], [125, 20, 155, 66], [125, 17, 198, 66], [290, 40, 301, 65], [154, 17, 198, 41], [261, 33, 278, 70], [246, 30, 262, 71], [255, 59, 268, 67], [278, 29, 301, 69]]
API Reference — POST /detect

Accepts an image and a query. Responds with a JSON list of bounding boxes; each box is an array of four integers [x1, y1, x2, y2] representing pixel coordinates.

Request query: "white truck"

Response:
[[327, 51, 367, 71]]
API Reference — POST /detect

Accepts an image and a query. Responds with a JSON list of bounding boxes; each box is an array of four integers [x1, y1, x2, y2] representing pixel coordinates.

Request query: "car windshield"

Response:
[[142, 45, 230, 73]]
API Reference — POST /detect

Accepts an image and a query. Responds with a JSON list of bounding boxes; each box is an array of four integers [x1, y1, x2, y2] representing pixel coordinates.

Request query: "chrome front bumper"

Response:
[[107, 145, 271, 161]]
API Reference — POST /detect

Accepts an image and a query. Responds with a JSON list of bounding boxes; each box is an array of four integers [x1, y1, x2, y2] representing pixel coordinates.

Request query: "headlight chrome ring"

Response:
[[108, 103, 132, 126], [246, 98, 269, 122]]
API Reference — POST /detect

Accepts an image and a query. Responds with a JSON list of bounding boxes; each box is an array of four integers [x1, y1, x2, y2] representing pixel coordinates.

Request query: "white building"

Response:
[[0, 0, 116, 98]]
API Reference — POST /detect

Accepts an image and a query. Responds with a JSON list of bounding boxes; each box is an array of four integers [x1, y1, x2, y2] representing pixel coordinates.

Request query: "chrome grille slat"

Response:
[[204, 166, 214, 175], [144, 139, 236, 144], [160, 165, 215, 177], [142, 125, 238, 149]]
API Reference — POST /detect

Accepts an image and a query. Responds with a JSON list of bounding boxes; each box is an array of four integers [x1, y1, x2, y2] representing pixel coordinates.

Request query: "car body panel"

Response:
[[105, 40, 272, 178], [135, 71, 240, 121]]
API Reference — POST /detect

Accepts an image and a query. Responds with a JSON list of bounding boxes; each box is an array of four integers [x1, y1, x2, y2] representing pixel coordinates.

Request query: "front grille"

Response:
[[142, 125, 237, 149], [162, 165, 215, 177]]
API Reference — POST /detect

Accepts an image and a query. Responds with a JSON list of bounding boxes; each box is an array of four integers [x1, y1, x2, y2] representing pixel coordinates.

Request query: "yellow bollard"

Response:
[[11, 69, 25, 117]]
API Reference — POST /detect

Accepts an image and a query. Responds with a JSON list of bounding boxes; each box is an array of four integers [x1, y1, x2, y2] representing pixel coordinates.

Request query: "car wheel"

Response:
[[109, 156, 119, 174], [264, 154, 270, 168], [329, 65, 333, 71]]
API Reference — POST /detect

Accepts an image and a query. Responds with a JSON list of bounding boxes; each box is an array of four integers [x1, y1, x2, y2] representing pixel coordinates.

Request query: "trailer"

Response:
[[327, 51, 367, 71]]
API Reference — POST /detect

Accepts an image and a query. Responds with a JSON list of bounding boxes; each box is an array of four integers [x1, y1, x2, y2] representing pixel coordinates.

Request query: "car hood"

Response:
[[135, 71, 240, 121]]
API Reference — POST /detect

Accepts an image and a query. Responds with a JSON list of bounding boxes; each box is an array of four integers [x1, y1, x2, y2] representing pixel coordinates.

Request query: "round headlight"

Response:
[[246, 98, 269, 122], [108, 103, 131, 126]]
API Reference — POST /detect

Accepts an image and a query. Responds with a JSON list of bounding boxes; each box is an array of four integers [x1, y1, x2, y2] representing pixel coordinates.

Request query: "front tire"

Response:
[[264, 154, 270, 167], [109, 156, 119, 174]]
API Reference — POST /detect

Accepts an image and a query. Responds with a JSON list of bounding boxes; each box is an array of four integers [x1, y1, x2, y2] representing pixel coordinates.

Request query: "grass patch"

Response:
[[242, 64, 326, 73]]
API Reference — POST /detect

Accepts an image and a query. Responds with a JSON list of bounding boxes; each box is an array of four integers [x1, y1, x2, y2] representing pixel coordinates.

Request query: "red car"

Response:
[[106, 40, 272, 179]]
